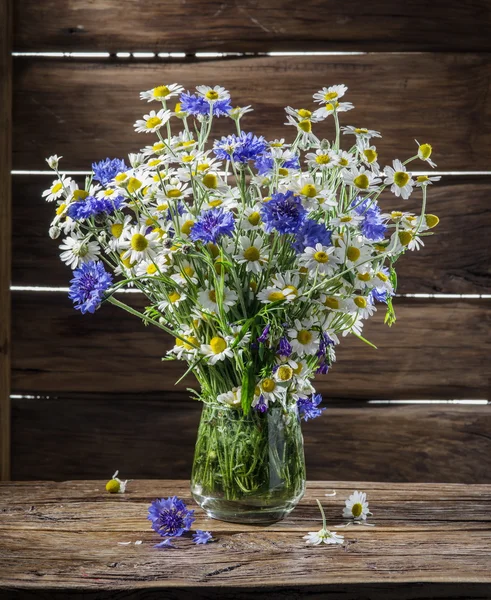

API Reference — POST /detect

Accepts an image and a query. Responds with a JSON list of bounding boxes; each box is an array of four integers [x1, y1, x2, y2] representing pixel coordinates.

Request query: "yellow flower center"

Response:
[[153, 85, 171, 98], [127, 177, 142, 193], [196, 163, 209, 173], [363, 148, 377, 163], [56, 203, 66, 216], [104, 189, 115, 196], [394, 171, 410, 187], [355, 128, 368, 134], [147, 263, 158, 275], [73, 189, 89, 201], [119, 251, 136, 268], [261, 378, 276, 393], [284, 285, 298, 297], [391, 211, 403, 219], [205, 90, 219, 100], [338, 157, 349, 167], [168, 291, 181, 303], [77, 243, 89, 257], [146, 116, 162, 129], [156, 203, 168, 212], [131, 233, 148, 252], [174, 102, 183, 113], [247, 211, 261, 226], [148, 159, 161, 167], [268, 291, 285, 302], [315, 154, 331, 165], [209, 199, 222, 207], [115, 173, 127, 183], [210, 336, 227, 354], [324, 296, 339, 309], [353, 174, 369, 189], [352, 502, 363, 517], [347, 246, 361, 261], [296, 329, 312, 345], [398, 231, 413, 246], [105, 479, 120, 494], [208, 289, 217, 303], [324, 91, 338, 101], [111, 223, 124, 238], [183, 265, 194, 278], [293, 362, 303, 375], [51, 182, 63, 194], [417, 175, 429, 183], [297, 109, 312, 118], [376, 271, 389, 282], [298, 120, 312, 133], [340, 216, 352, 223], [181, 155, 195, 163], [153, 142, 165, 151], [183, 336, 198, 350], [250, 280, 258, 292], [314, 250, 329, 264], [202, 173, 218, 189], [301, 184, 318, 198], [167, 189, 182, 198], [354, 296, 367, 309], [419, 143, 432, 159], [357, 272, 371, 281], [277, 365, 293, 381], [243, 246, 260, 262], [278, 167, 289, 176], [425, 214, 439, 228], [181, 220, 195, 235], [325, 101, 339, 111]]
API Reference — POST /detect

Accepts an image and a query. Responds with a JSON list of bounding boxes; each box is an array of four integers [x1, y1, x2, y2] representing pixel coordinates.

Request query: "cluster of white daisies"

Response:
[[43, 83, 439, 415]]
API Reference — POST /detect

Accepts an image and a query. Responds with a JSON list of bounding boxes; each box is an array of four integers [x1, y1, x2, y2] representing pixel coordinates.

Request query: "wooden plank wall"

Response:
[[6, 0, 491, 482]]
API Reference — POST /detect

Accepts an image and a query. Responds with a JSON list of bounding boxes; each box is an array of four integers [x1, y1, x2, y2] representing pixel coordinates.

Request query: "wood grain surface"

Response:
[[1, 480, 490, 599], [0, 0, 12, 481], [12, 0, 491, 52], [11, 294, 491, 399], [10, 396, 491, 483], [14, 175, 491, 293], [12, 54, 491, 170]]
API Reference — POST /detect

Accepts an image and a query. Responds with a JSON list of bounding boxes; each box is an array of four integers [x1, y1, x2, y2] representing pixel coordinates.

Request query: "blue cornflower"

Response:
[[92, 158, 127, 187], [193, 530, 213, 545], [68, 261, 113, 314], [148, 497, 195, 538], [180, 92, 231, 117], [254, 152, 300, 176], [213, 132, 267, 164], [276, 336, 292, 358], [257, 324, 270, 344], [297, 394, 325, 421], [351, 197, 387, 241], [67, 195, 124, 221], [260, 190, 307, 235], [189, 208, 235, 244], [292, 219, 332, 253], [154, 538, 175, 549]]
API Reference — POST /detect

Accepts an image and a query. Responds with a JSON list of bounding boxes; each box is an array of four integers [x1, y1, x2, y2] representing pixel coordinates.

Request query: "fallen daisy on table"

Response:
[[303, 499, 344, 546], [105, 470, 128, 494]]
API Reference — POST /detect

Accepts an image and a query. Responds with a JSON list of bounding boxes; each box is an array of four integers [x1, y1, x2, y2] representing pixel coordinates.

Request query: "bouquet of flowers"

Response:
[[43, 83, 439, 522]]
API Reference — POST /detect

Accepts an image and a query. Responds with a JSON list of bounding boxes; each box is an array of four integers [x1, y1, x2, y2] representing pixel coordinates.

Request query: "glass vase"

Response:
[[191, 402, 306, 524]]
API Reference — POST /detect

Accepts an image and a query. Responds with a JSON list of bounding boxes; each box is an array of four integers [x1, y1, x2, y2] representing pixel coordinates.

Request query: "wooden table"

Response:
[[1, 481, 490, 599]]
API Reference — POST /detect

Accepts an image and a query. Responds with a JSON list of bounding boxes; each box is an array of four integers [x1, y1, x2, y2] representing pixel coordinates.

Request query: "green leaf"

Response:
[[241, 361, 255, 415], [352, 332, 378, 350]]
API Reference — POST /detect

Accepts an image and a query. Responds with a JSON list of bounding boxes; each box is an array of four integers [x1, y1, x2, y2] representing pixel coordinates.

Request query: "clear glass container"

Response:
[[191, 402, 306, 524]]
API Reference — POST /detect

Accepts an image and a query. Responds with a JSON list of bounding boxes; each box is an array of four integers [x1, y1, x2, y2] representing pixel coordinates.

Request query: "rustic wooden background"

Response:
[[1, 0, 490, 483]]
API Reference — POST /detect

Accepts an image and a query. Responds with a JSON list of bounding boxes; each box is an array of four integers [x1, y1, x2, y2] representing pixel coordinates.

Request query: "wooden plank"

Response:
[[12, 54, 491, 170], [0, 0, 12, 481], [12, 0, 491, 52], [10, 397, 491, 483], [11, 295, 491, 399], [13, 175, 491, 293], [1, 481, 491, 599]]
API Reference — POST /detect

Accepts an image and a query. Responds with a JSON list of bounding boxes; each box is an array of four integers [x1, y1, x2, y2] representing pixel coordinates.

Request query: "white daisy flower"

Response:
[[197, 288, 238, 313], [234, 236, 268, 274], [313, 84, 348, 104], [343, 490, 372, 521], [256, 286, 292, 304], [105, 470, 128, 494], [107, 215, 133, 252], [285, 106, 323, 124], [304, 499, 344, 545], [312, 100, 354, 121], [415, 140, 436, 168], [341, 125, 381, 140], [134, 109, 172, 134], [285, 114, 319, 146], [140, 83, 184, 102], [343, 166, 382, 193], [415, 174, 441, 187], [330, 212, 364, 228], [357, 142, 381, 175], [319, 294, 345, 312], [354, 268, 374, 290], [288, 318, 319, 356], [274, 364, 294, 383], [46, 154, 62, 169], [120, 225, 160, 264], [158, 289, 187, 310], [348, 295, 376, 319], [170, 333, 200, 360], [217, 387, 242, 407], [42, 177, 70, 202], [258, 377, 287, 403], [337, 236, 372, 268], [201, 336, 234, 364], [59, 233, 100, 269], [384, 159, 415, 200], [229, 105, 254, 120], [331, 150, 356, 170], [239, 205, 263, 231], [135, 256, 168, 278], [300, 243, 341, 276], [305, 149, 337, 170], [271, 271, 302, 300], [291, 176, 336, 208], [196, 85, 230, 102]]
